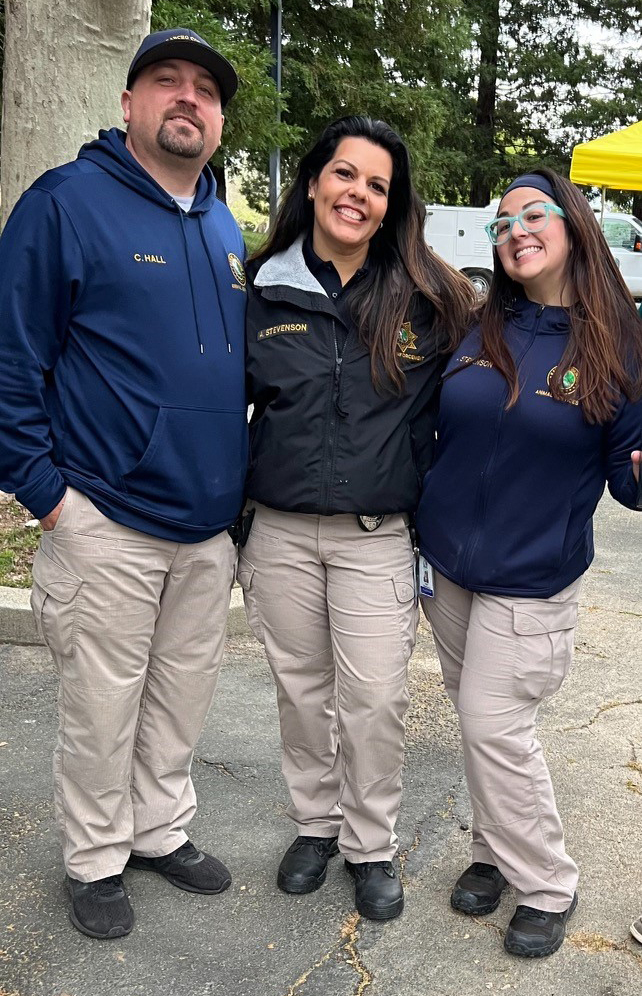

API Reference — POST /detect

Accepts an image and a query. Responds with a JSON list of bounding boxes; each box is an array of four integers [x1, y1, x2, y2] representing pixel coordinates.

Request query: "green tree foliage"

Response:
[[1, 1, 640, 208], [151, 0, 472, 205], [152, 0, 642, 208], [152, 0, 300, 201], [455, 0, 642, 204]]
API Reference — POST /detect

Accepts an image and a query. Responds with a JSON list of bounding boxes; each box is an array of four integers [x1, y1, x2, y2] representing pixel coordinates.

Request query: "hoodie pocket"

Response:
[[121, 406, 247, 525]]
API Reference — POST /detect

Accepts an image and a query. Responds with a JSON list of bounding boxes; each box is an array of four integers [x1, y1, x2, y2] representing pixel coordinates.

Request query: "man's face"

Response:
[[121, 59, 224, 169]]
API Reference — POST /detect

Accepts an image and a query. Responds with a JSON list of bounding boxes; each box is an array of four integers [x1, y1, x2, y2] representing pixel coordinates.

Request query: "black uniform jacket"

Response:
[[245, 236, 449, 515]]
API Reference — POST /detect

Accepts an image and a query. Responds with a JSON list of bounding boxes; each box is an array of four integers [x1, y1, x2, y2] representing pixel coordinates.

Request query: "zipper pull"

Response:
[[334, 357, 348, 417]]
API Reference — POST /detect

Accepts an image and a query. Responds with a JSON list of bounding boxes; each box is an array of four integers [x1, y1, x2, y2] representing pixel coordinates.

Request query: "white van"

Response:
[[599, 212, 642, 297], [424, 205, 642, 298], [424, 205, 495, 296]]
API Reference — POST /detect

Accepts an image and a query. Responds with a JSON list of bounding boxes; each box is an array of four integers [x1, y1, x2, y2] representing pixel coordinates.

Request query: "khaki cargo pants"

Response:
[[31, 487, 236, 882], [423, 569, 582, 912], [238, 503, 418, 863]]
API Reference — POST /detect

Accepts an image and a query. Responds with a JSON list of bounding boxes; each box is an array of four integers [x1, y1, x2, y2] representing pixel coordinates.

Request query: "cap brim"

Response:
[[127, 41, 238, 106]]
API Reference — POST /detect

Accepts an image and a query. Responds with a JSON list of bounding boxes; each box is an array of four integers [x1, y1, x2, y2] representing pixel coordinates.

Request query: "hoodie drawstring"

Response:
[[176, 207, 205, 354], [198, 215, 232, 353]]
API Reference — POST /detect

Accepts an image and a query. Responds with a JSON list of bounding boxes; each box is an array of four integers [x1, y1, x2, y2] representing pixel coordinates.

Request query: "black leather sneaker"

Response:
[[504, 892, 578, 958], [277, 835, 339, 894], [345, 860, 404, 920], [451, 861, 508, 916], [127, 840, 231, 894], [66, 874, 134, 939]]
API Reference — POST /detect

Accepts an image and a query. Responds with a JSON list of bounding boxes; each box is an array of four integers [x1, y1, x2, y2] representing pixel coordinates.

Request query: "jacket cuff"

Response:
[[15, 465, 67, 520]]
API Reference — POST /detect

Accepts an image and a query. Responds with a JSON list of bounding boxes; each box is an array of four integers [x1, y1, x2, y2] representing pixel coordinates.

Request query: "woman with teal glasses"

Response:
[[415, 169, 642, 958]]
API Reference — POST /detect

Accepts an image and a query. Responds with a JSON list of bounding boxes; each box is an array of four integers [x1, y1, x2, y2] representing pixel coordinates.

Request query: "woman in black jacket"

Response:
[[239, 116, 474, 920]]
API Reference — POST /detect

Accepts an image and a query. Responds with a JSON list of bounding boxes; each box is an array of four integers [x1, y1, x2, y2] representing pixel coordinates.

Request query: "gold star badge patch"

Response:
[[397, 322, 418, 354]]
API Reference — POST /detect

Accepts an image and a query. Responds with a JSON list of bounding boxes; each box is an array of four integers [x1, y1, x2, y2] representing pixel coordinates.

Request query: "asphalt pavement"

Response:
[[0, 495, 641, 996]]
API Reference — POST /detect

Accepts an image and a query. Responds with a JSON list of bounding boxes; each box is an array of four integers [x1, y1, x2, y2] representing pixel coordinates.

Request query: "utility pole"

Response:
[[269, 0, 282, 226]]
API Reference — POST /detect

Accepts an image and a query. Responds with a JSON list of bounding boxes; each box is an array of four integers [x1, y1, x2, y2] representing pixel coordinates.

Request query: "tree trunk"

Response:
[[1, 0, 151, 226], [632, 194, 642, 221], [469, 0, 501, 207]]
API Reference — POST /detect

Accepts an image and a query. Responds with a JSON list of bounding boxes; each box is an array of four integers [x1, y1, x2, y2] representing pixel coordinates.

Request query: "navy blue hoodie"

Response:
[[0, 128, 247, 542], [417, 298, 641, 597]]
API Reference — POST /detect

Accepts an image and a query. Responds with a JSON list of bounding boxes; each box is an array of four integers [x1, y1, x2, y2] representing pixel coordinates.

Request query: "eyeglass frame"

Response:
[[484, 202, 567, 246]]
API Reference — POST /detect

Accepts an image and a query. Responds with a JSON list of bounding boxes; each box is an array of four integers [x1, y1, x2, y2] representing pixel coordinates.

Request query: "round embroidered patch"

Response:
[[228, 253, 246, 288]]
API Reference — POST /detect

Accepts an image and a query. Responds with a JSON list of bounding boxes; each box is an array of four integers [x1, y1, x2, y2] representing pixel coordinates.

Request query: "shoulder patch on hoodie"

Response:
[[228, 253, 246, 292]]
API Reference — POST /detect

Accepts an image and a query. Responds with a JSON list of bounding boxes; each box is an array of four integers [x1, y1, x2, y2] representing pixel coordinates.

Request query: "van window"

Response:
[[602, 220, 638, 250]]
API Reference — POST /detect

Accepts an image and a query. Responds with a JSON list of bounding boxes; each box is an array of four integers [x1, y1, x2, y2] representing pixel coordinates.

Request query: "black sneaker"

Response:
[[345, 860, 404, 921], [66, 874, 134, 939], [277, 835, 339, 894], [127, 840, 231, 895], [504, 892, 578, 958], [451, 862, 508, 916]]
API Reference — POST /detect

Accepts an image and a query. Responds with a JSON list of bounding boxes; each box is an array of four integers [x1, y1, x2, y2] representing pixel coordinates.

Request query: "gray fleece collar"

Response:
[[254, 235, 328, 296]]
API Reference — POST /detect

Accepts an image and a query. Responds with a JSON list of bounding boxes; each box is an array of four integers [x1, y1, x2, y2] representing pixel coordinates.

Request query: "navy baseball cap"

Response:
[[127, 28, 239, 106]]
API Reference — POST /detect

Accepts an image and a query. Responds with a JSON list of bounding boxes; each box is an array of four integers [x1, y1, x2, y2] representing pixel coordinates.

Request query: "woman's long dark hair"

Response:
[[251, 116, 476, 392], [479, 167, 642, 423]]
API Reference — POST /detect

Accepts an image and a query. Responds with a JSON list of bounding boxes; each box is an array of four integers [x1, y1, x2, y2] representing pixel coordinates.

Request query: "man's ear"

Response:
[[121, 90, 132, 125]]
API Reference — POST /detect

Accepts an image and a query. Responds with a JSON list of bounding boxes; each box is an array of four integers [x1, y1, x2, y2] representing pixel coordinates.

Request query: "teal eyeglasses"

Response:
[[485, 202, 567, 246]]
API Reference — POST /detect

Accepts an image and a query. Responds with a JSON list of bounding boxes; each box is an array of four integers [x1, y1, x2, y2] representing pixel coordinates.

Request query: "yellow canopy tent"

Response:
[[570, 121, 642, 222]]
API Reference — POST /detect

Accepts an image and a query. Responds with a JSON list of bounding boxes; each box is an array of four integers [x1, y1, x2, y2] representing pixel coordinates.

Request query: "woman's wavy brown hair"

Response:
[[251, 116, 476, 393], [479, 166, 642, 423]]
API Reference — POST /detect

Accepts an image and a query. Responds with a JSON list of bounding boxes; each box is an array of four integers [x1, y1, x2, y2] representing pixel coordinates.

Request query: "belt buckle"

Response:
[[357, 514, 385, 532]]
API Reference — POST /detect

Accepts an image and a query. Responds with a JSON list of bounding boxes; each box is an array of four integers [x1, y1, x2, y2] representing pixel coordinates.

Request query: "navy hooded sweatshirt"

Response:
[[0, 128, 247, 542], [416, 297, 642, 598]]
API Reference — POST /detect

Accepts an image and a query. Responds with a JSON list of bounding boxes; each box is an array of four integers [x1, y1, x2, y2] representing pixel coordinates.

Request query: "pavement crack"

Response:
[[584, 605, 642, 618], [193, 757, 239, 779], [398, 828, 422, 885], [340, 912, 374, 995], [471, 916, 504, 937], [562, 699, 642, 732], [279, 911, 374, 996], [280, 948, 334, 996], [568, 931, 642, 965]]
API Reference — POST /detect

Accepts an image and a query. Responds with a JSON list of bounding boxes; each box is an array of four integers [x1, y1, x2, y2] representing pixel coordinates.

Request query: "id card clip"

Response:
[[418, 555, 434, 599]]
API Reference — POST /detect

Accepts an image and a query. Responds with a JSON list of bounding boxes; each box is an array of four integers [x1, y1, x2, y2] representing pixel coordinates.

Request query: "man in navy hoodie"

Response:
[[0, 29, 248, 939]]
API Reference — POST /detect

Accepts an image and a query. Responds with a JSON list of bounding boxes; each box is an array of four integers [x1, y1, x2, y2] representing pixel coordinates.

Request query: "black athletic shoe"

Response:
[[277, 835, 339, 894], [66, 874, 134, 939], [127, 840, 231, 895], [504, 892, 578, 958], [451, 862, 508, 916], [345, 860, 404, 921]]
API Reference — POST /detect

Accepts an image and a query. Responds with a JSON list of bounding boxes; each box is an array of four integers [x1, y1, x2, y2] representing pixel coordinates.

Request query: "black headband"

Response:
[[501, 174, 556, 202]]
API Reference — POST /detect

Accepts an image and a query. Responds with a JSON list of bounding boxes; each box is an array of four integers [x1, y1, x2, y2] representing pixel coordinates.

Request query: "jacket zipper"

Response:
[[320, 319, 349, 512], [460, 306, 545, 587]]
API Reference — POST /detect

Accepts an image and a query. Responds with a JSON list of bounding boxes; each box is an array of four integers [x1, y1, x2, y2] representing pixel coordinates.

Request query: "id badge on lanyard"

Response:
[[418, 555, 434, 598]]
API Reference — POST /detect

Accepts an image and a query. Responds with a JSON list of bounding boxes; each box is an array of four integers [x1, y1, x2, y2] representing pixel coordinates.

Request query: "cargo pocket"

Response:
[[512, 599, 578, 700], [31, 548, 83, 658], [236, 556, 264, 644], [393, 567, 418, 663]]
